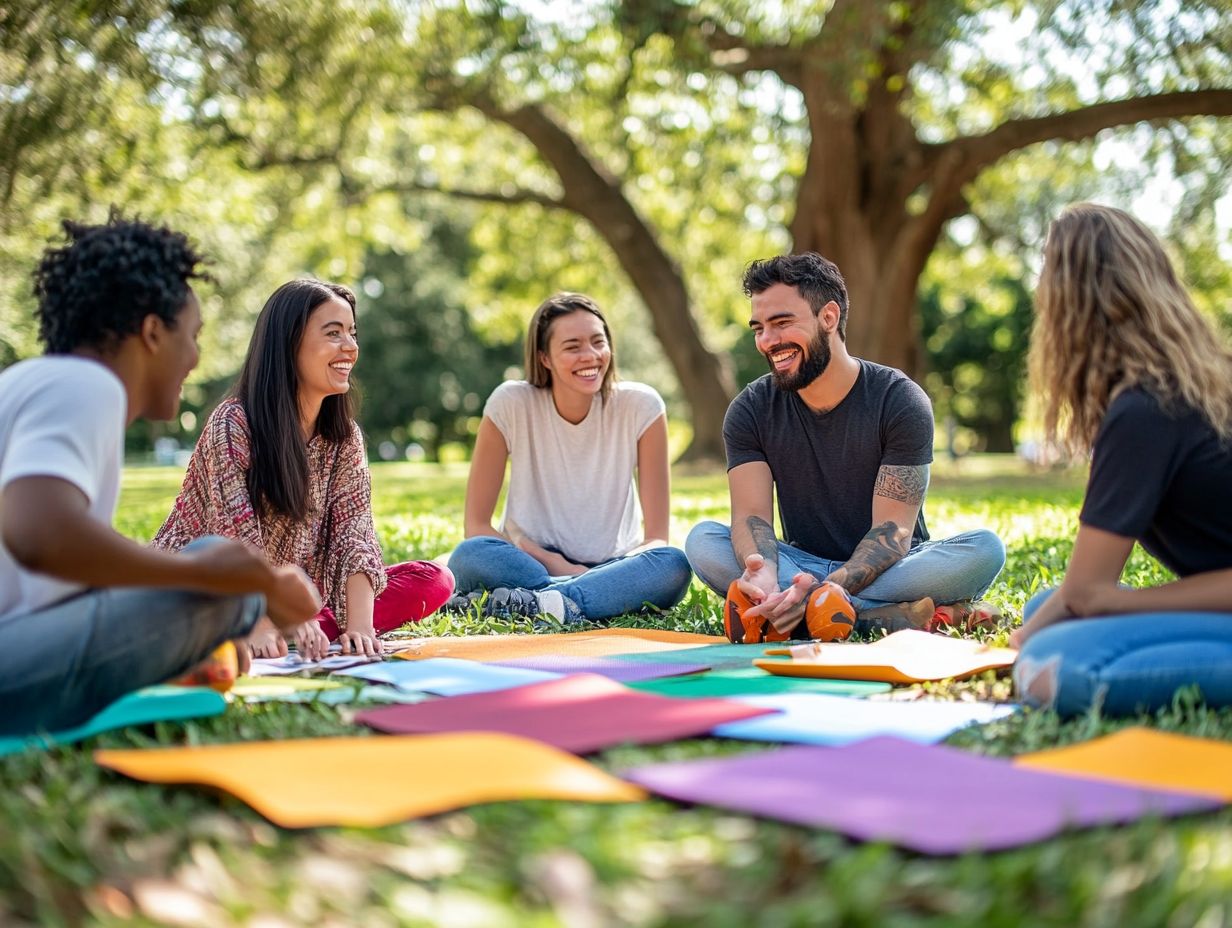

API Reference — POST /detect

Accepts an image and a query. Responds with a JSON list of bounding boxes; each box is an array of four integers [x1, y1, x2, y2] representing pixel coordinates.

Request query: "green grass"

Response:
[[4, 456, 1232, 927]]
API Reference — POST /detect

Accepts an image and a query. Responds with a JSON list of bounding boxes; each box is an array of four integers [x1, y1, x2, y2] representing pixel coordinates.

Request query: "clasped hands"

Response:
[[735, 553, 853, 636]]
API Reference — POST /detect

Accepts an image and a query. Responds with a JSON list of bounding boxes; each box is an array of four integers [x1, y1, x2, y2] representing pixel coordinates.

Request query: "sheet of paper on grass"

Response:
[[249, 652, 381, 677], [492, 655, 710, 683], [623, 736, 1218, 854], [355, 673, 777, 753], [229, 676, 370, 705], [333, 657, 560, 695], [0, 686, 226, 757], [610, 641, 802, 670], [95, 732, 646, 828], [711, 693, 1018, 745], [1016, 728, 1232, 800], [754, 630, 1017, 684], [389, 628, 723, 663], [628, 666, 890, 699]]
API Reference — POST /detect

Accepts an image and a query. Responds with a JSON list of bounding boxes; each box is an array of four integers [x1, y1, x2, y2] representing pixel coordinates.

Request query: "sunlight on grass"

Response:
[[2, 455, 1225, 926]]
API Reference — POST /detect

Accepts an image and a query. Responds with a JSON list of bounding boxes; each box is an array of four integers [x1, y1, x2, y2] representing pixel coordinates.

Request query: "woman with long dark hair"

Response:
[[445, 292, 692, 622], [1011, 204, 1232, 715], [155, 279, 453, 657]]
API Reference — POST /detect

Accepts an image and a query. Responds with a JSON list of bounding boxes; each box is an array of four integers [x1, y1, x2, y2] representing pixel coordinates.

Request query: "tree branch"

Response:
[[696, 19, 803, 85], [250, 149, 341, 171], [368, 180, 566, 210], [943, 89, 1232, 184], [459, 93, 736, 454]]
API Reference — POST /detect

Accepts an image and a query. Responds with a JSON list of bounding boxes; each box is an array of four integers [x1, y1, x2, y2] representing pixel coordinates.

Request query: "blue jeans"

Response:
[[0, 536, 263, 736], [684, 520, 1005, 611], [1014, 588, 1232, 717], [447, 536, 693, 620]]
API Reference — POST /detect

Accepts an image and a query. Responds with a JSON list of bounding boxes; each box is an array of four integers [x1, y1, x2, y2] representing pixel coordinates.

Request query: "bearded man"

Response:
[[685, 253, 1006, 641]]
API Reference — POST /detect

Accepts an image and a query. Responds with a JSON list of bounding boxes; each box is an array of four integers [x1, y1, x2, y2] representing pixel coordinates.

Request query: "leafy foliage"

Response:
[[3, 1, 1231, 456]]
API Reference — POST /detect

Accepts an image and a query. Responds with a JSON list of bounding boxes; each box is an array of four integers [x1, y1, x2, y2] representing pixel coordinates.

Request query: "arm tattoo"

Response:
[[827, 520, 911, 596], [745, 515, 779, 564], [874, 464, 929, 506]]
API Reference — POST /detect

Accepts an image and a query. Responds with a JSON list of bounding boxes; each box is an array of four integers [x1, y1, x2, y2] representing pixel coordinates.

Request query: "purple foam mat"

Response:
[[623, 736, 1220, 855], [492, 655, 710, 683]]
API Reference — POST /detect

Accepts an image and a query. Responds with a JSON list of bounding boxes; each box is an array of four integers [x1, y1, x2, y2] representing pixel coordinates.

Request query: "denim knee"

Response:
[[653, 546, 694, 609], [1015, 612, 1232, 717], [201, 591, 265, 642], [446, 537, 507, 591], [967, 529, 1007, 595], [685, 520, 735, 593]]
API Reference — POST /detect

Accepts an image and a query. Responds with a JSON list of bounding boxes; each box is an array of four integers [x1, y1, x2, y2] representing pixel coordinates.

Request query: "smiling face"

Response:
[[539, 309, 612, 401], [750, 282, 833, 392], [144, 288, 203, 421], [295, 296, 357, 408]]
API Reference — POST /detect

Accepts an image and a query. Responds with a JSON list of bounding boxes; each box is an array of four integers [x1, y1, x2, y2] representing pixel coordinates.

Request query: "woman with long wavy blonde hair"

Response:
[[1012, 203, 1232, 716]]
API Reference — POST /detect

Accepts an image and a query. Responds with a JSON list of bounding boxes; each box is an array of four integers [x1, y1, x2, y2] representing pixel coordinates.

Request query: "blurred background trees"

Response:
[[2, 0, 1230, 461]]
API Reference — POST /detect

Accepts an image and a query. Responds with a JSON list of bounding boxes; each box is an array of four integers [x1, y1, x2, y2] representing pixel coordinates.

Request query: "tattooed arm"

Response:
[[826, 464, 928, 596], [728, 461, 780, 600]]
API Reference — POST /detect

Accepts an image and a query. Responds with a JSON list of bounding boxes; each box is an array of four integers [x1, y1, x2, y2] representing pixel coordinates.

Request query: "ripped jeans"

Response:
[[1013, 588, 1232, 717]]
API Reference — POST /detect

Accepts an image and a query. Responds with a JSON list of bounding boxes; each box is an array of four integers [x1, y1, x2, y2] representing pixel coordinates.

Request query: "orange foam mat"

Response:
[[1016, 728, 1232, 800], [391, 629, 725, 662], [94, 732, 646, 828], [754, 629, 1017, 684]]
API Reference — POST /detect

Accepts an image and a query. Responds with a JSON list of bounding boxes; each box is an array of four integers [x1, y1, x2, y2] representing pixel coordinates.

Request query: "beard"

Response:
[[767, 329, 831, 392]]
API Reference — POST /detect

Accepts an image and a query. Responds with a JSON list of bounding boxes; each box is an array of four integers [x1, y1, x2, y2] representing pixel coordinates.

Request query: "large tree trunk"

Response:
[[788, 78, 941, 379], [787, 72, 1232, 383], [792, 204, 934, 377]]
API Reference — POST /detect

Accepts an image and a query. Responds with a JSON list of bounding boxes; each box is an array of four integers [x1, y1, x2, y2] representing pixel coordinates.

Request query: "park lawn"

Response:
[[4, 456, 1232, 927]]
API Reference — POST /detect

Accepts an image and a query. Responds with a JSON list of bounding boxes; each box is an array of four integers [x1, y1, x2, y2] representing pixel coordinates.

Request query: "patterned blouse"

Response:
[[152, 398, 387, 629]]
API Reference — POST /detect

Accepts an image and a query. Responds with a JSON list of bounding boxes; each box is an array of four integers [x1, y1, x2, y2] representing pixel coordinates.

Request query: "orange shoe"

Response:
[[171, 641, 239, 693], [724, 581, 791, 644], [803, 581, 856, 642]]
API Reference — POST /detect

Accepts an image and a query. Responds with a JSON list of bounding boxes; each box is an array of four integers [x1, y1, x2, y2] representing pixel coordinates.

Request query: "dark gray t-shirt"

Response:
[[1080, 387, 1232, 577], [723, 360, 933, 560]]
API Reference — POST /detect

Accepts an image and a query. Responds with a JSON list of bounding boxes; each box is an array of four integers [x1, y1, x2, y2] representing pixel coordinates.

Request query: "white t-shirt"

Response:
[[0, 356, 126, 620], [486, 380, 665, 565]]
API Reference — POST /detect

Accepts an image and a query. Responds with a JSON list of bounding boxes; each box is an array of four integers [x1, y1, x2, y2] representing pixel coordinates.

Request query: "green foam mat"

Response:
[[609, 640, 800, 669], [627, 665, 891, 699], [0, 685, 226, 757]]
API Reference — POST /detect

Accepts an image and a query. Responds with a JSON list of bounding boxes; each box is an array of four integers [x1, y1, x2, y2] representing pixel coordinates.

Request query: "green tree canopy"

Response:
[[2, 0, 1230, 461]]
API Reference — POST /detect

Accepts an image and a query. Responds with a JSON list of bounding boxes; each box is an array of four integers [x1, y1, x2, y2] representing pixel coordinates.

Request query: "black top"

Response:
[[723, 360, 933, 561], [1081, 388, 1232, 576]]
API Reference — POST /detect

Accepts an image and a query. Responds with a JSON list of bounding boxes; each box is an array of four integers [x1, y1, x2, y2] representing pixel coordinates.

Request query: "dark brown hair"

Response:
[[742, 252, 850, 341], [232, 279, 358, 520], [524, 292, 617, 398]]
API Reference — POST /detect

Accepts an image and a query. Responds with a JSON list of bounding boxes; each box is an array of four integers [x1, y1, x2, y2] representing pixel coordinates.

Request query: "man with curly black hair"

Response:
[[0, 214, 322, 737]]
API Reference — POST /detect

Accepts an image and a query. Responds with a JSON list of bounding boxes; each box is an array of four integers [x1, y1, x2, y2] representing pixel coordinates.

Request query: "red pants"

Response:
[[315, 561, 454, 640]]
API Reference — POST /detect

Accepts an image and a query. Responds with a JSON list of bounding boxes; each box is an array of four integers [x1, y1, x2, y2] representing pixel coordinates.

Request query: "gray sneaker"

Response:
[[439, 587, 582, 623], [441, 590, 486, 615], [486, 587, 583, 624]]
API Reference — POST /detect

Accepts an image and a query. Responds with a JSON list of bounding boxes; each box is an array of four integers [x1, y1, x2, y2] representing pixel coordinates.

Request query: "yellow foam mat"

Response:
[[755, 629, 1017, 684], [391, 628, 725, 662], [95, 733, 646, 828], [1016, 727, 1232, 799]]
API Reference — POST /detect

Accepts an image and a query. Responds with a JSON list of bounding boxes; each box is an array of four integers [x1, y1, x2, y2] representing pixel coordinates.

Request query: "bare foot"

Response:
[[854, 597, 935, 636]]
